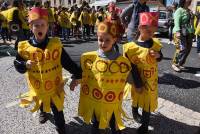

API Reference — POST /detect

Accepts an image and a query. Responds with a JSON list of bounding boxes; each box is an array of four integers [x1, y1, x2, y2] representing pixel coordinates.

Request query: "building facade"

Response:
[[22, 0, 198, 11]]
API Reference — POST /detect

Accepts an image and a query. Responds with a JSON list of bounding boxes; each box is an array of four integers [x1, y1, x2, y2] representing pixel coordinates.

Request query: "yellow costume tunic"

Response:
[[123, 39, 162, 112], [47, 8, 55, 24], [0, 10, 8, 28], [21, 9, 29, 30], [70, 12, 79, 26], [79, 11, 90, 25], [96, 12, 106, 26], [79, 51, 131, 130], [89, 12, 96, 26], [18, 37, 65, 113], [58, 11, 71, 29], [195, 6, 200, 35]]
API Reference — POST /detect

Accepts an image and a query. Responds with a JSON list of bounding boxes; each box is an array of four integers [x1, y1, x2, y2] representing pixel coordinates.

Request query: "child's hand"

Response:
[[176, 32, 181, 38], [26, 60, 37, 69], [135, 87, 143, 94], [149, 50, 160, 59], [57, 81, 65, 94], [70, 79, 80, 91]]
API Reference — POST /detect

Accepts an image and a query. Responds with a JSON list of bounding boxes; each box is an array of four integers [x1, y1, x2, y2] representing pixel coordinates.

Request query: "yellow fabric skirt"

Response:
[[19, 90, 65, 113], [125, 84, 158, 112], [78, 95, 126, 130]]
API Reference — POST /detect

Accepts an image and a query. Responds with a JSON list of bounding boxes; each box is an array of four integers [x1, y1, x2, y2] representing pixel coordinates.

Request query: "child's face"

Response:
[[97, 32, 116, 52], [30, 19, 49, 42], [139, 25, 157, 40]]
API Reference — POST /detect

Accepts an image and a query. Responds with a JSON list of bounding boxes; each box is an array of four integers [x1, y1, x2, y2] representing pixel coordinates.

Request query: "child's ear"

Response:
[[138, 25, 142, 31], [113, 37, 117, 42], [29, 23, 33, 31]]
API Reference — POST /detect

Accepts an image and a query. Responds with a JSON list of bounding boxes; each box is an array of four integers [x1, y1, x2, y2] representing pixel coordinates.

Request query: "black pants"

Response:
[[90, 25, 95, 35], [83, 24, 90, 37], [132, 107, 150, 128], [40, 103, 66, 132], [1, 27, 11, 41], [92, 113, 120, 134]]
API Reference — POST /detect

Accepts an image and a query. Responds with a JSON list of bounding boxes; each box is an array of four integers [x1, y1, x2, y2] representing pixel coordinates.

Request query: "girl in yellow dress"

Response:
[[74, 20, 133, 134], [123, 12, 163, 134]]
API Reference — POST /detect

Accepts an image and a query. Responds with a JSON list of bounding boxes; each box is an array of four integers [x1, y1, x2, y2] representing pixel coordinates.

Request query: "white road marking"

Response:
[[157, 98, 200, 126], [5, 100, 19, 108], [194, 73, 200, 77], [32, 111, 37, 118]]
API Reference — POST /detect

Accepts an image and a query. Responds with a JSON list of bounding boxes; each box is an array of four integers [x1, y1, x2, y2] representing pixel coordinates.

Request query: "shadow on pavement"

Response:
[[150, 113, 200, 134], [180, 67, 200, 74], [62, 44, 75, 47], [45, 113, 200, 134], [162, 57, 172, 60], [158, 73, 200, 89], [65, 117, 91, 134], [0, 45, 17, 58]]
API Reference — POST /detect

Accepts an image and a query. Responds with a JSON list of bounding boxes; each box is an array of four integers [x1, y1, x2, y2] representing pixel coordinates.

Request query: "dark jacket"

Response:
[[121, 1, 149, 33]]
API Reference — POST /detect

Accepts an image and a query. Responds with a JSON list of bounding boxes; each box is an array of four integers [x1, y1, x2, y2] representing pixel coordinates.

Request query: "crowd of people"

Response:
[[0, 0, 123, 46], [0, 0, 199, 134]]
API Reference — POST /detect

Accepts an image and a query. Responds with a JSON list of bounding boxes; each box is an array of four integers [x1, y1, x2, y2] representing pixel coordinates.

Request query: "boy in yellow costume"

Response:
[[123, 12, 163, 134], [13, 7, 81, 134], [74, 20, 133, 134]]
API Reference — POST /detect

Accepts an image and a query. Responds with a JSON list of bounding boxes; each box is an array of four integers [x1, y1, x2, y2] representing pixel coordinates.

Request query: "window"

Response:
[[159, 12, 166, 19]]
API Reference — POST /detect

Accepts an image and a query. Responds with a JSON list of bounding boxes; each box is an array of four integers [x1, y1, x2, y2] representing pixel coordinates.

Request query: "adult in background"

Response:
[[120, 0, 149, 42], [168, 2, 178, 45], [172, 0, 194, 72]]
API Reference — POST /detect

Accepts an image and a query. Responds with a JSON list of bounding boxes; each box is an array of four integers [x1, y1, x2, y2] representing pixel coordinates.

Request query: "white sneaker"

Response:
[[179, 66, 185, 69], [172, 64, 181, 72], [195, 73, 200, 77]]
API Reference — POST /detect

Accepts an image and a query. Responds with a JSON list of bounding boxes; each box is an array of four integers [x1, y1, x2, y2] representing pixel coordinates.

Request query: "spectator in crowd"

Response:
[[121, 0, 149, 42], [172, 0, 194, 72], [168, 2, 178, 45]]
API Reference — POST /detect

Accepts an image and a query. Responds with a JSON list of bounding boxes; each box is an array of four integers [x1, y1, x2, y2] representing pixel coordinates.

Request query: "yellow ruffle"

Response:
[[130, 86, 158, 112], [78, 95, 126, 130], [19, 91, 65, 113]]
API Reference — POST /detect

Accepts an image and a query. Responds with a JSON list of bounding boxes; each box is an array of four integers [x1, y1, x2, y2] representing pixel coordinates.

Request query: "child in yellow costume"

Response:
[[79, 7, 91, 39], [13, 7, 81, 134], [70, 9, 80, 39], [73, 20, 134, 134], [0, 8, 11, 43], [96, 7, 106, 26], [89, 8, 97, 35], [123, 12, 163, 134], [58, 8, 71, 40]]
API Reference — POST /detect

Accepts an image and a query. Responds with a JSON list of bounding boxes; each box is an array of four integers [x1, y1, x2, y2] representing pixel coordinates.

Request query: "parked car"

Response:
[[157, 10, 170, 35]]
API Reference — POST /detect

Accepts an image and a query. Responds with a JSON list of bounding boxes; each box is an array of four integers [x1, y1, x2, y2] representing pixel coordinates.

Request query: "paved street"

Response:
[[0, 37, 199, 134]]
